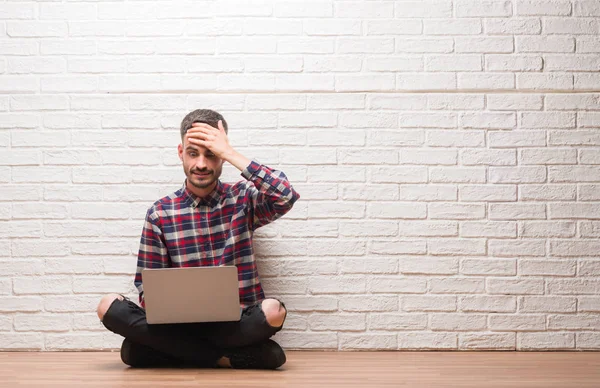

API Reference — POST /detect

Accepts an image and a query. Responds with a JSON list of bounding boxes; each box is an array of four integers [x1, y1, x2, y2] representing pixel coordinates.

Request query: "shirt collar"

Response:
[[182, 180, 224, 209]]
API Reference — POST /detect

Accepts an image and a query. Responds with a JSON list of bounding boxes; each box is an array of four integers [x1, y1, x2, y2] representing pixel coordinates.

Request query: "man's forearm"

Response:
[[223, 148, 251, 172]]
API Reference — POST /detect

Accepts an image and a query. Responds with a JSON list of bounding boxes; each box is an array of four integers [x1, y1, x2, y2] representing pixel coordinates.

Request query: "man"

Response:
[[96, 109, 300, 369]]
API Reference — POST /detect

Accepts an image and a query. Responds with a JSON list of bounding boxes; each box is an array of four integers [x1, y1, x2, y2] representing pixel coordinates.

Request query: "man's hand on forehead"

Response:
[[185, 120, 231, 159]]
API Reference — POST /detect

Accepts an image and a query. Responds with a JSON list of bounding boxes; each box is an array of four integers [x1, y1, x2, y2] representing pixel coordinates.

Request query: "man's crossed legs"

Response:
[[96, 294, 287, 369]]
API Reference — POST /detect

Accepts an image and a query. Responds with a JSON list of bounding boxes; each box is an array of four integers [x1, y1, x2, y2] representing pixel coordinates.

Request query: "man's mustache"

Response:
[[190, 169, 212, 174]]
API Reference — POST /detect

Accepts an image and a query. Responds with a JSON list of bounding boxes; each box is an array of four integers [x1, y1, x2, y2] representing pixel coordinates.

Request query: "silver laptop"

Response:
[[142, 266, 241, 324]]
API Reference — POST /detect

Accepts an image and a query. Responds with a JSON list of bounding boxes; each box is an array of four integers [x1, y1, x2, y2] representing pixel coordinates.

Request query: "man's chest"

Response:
[[161, 204, 251, 265]]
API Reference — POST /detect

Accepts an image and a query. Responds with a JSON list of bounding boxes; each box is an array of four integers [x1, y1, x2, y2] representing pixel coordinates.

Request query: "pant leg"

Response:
[[101, 297, 222, 367], [196, 299, 287, 349]]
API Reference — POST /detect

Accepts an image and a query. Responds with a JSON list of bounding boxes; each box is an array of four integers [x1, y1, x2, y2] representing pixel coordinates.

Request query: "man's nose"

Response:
[[195, 155, 208, 170]]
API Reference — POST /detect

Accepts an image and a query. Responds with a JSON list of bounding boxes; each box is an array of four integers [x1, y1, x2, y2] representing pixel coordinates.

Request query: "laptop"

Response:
[[141, 266, 241, 324]]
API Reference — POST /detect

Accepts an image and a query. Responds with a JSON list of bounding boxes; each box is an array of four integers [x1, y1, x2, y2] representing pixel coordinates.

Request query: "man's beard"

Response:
[[187, 168, 217, 189]]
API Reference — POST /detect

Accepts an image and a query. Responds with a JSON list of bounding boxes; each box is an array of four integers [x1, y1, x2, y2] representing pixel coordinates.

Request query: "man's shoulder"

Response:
[[146, 187, 187, 219]]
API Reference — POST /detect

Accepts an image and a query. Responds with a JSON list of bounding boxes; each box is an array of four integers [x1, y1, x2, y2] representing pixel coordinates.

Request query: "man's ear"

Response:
[[177, 143, 183, 161]]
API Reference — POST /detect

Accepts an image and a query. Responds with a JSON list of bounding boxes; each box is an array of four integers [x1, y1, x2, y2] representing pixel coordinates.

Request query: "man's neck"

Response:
[[186, 179, 218, 199]]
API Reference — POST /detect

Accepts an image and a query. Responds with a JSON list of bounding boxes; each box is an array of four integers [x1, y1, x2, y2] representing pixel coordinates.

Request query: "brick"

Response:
[[0, 114, 38, 128], [340, 149, 398, 165], [460, 333, 515, 350], [0, 41, 38, 55], [370, 240, 427, 255], [0, 150, 40, 166], [277, 74, 334, 92], [545, 55, 600, 71], [460, 221, 517, 238], [398, 221, 458, 237], [306, 19, 361, 36], [429, 203, 485, 220], [578, 296, 600, 311], [12, 167, 70, 183], [0, 185, 41, 201], [549, 166, 600, 182], [455, 37, 513, 53], [279, 38, 335, 54], [488, 240, 545, 257], [397, 73, 456, 90], [336, 74, 394, 92], [371, 166, 427, 183], [518, 333, 575, 350], [340, 334, 398, 350], [428, 94, 484, 110], [340, 112, 397, 128], [366, 57, 423, 72], [578, 333, 600, 350], [578, 185, 600, 201], [519, 221, 576, 237], [369, 314, 427, 330], [431, 313, 487, 330], [429, 278, 485, 294], [403, 295, 456, 312], [401, 149, 456, 165], [550, 203, 600, 219], [46, 333, 105, 350], [400, 185, 457, 201], [517, 36, 575, 53], [459, 185, 516, 201], [458, 73, 515, 90], [398, 332, 457, 349], [10, 95, 68, 111], [545, 18, 600, 34], [0, 333, 43, 350], [487, 94, 543, 110], [304, 56, 362, 72], [487, 278, 545, 294], [341, 257, 398, 274], [577, 37, 600, 53], [424, 19, 482, 35], [548, 94, 600, 110], [0, 297, 43, 313], [369, 277, 427, 293], [519, 259, 576, 276], [13, 276, 71, 295], [340, 296, 397, 312], [486, 55, 543, 71], [308, 202, 364, 219], [489, 166, 546, 183], [575, 0, 600, 16], [461, 149, 516, 166], [309, 277, 366, 294], [430, 167, 486, 183], [489, 131, 546, 148], [428, 239, 486, 256], [490, 203, 546, 220], [340, 221, 397, 237], [427, 130, 485, 147], [369, 130, 424, 146], [308, 94, 364, 110], [459, 295, 516, 312], [274, 332, 337, 349], [426, 55, 482, 71], [399, 257, 458, 275], [490, 314, 545, 331], [367, 202, 427, 220], [519, 296, 576, 313], [519, 148, 577, 165], [367, 20, 422, 35], [579, 113, 600, 128], [41, 76, 97, 93], [341, 184, 398, 201], [395, 1, 452, 17], [460, 258, 517, 276], [551, 240, 600, 257], [309, 166, 365, 182], [549, 130, 600, 146], [461, 112, 516, 129], [395, 38, 453, 53], [8, 57, 65, 74], [338, 38, 393, 54], [516, 0, 572, 15], [7, 21, 66, 37], [548, 315, 600, 330], [0, 221, 42, 238], [518, 73, 574, 90], [335, 1, 393, 18], [401, 112, 456, 128], [580, 221, 600, 237], [486, 18, 541, 34]]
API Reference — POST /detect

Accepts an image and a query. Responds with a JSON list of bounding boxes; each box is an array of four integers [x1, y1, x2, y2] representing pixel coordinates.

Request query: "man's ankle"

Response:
[[216, 356, 232, 368]]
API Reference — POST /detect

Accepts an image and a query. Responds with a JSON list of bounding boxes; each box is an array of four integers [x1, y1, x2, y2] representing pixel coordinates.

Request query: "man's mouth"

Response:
[[192, 171, 211, 178]]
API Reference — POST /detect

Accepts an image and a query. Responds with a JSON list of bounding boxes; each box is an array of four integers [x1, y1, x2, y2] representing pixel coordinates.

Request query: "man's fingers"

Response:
[[191, 122, 218, 131]]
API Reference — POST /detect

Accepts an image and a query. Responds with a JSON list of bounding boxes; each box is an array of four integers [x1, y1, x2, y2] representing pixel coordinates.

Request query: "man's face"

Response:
[[178, 136, 224, 192]]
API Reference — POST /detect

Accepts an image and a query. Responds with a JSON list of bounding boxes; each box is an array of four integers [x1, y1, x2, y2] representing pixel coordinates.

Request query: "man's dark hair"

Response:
[[180, 109, 228, 139]]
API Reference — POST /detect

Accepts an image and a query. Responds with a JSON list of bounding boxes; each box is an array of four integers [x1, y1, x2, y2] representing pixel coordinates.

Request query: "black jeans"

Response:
[[101, 296, 286, 366]]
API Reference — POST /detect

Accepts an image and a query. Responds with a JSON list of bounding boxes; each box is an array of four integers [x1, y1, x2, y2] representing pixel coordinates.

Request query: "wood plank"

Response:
[[0, 351, 598, 388]]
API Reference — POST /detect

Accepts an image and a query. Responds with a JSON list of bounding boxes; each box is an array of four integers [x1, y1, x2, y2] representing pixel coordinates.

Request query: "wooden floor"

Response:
[[0, 351, 599, 388]]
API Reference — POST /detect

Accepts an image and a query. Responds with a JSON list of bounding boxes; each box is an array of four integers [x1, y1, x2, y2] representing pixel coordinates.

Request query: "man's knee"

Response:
[[97, 294, 123, 321], [261, 299, 286, 328]]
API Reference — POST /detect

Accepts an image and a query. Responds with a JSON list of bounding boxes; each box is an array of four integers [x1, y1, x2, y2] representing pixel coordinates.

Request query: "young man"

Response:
[[96, 109, 300, 369]]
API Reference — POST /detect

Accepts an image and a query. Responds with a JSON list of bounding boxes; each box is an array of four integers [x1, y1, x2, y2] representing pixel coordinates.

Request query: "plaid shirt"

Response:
[[134, 160, 300, 308]]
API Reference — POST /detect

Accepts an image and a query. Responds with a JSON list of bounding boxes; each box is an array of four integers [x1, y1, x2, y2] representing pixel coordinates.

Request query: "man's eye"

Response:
[[206, 153, 216, 158], [189, 153, 197, 157]]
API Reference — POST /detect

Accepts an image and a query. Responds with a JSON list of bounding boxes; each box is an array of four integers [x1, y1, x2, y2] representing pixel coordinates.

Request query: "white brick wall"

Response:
[[0, 0, 599, 352]]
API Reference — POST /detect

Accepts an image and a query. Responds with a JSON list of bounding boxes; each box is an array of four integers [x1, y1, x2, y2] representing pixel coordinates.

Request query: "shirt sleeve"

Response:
[[134, 207, 171, 308], [241, 160, 300, 230]]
